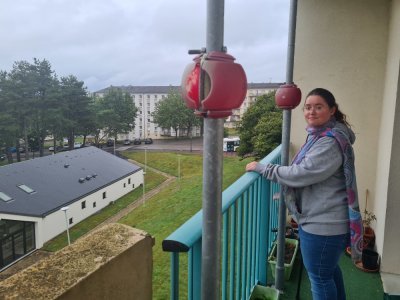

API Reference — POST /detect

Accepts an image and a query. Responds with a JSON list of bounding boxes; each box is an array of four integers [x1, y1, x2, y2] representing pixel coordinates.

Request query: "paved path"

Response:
[[90, 159, 175, 231]]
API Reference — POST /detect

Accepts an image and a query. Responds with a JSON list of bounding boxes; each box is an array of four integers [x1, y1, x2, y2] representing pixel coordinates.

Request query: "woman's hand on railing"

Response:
[[245, 161, 258, 172]]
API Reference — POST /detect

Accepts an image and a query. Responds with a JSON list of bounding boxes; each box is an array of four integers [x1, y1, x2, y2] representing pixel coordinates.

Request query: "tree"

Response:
[[92, 88, 137, 143], [59, 75, 93, 149], [29, 58, 60, 156], [0, 59, 60, 159], [152, 91, 199, 138], [237, 92, 282, 159]]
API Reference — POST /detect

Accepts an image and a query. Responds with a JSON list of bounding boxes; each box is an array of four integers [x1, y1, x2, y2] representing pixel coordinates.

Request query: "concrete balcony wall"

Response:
[[0, 224, 153, 300]]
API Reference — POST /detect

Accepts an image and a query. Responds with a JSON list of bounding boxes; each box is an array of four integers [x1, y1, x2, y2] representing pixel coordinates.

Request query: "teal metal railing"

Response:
[[162, 145, 282, 300]]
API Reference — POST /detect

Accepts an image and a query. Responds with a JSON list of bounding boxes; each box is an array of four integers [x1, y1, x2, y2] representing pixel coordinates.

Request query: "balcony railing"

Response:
[[162, 145, 282, 300]]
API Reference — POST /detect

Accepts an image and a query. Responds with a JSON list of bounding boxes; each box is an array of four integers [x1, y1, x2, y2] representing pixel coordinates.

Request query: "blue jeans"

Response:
[[299, 226, 349, 300]]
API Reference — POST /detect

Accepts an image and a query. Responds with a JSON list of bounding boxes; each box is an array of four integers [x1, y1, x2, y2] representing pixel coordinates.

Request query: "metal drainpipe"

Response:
[[275, 0, 299, 292], [201, 0, 225, 299]]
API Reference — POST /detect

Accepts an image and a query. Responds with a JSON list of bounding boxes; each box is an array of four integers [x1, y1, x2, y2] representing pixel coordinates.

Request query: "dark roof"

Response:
[[0, 147, 141, 217], [247, 82, 283, 89], [95, 85, 180, 94], [94, 83, 283, 94]]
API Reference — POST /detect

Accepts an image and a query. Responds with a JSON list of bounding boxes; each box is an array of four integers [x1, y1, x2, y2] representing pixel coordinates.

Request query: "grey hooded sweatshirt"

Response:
[[254, 122, 355, 236]]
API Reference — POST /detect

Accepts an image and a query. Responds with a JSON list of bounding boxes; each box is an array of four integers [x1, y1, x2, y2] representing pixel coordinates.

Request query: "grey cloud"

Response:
[[0, 0, 290, 92]]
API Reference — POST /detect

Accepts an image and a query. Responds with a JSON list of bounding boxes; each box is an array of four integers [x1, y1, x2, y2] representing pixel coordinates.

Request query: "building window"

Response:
[[103, 192, 106, 199], [128, 178, 131, 184], [17, 184, 35, 194], [69, 218, 73, 225], [93, 202, 96, 208], [81, 201, 86, 209], [0, 220, 35, 269], [132, 184, 135, 188], [123, 183, 126, 188], [147, 94, 150, 99], [0, 192, 12, 202]]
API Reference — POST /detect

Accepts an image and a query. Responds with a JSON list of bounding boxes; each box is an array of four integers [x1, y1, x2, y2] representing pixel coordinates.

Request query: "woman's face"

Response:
[[303, 95, 336, 127]]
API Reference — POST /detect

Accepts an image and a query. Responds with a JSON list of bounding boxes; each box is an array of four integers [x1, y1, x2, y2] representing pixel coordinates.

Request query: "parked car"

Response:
[[0, 154, 5, 161], [123, 139, 131, 145], [74, 143, 82, 149], [106, 139, 114, 147], [133, 138, 141, 145], [144, 138, 153, 144]]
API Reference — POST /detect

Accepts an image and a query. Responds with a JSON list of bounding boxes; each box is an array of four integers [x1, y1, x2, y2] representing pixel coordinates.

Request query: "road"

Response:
[[115, 137, 204, 153]]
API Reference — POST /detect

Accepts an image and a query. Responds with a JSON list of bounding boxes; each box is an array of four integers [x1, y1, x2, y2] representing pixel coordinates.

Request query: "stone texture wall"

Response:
[[0, 223, 153, 300]]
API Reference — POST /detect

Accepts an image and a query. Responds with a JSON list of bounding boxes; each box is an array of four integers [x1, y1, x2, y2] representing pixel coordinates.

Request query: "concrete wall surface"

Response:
[[0, 223, 153, 300]]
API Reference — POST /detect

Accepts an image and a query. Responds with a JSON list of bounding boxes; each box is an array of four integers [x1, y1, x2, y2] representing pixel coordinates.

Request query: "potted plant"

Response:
[[363, 189, 376, 249], [268, 238, 299, 281]]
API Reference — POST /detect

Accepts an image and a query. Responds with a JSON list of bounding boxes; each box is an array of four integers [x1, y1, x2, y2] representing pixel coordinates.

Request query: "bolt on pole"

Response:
[[201, 0, 225, 299]]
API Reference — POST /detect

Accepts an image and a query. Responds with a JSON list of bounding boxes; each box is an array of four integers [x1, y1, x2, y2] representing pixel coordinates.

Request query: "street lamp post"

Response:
[[60, 206, 71, 246]]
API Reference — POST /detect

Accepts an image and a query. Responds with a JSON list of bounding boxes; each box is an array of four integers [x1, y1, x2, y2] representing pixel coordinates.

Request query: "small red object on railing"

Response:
[[275, 83, 302, 109]]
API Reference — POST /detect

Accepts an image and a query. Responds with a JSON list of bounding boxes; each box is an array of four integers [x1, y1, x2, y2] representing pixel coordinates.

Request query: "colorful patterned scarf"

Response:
[[290, 119, 364, 263]]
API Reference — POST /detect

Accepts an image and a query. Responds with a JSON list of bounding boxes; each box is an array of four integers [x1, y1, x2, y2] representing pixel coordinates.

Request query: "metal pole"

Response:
[[145, 147, 147, 173], [113, 138, 116, 155], [61, 207, 71, 246], [201, 0, 225, 299], [178, 154, 181, 180], [143, 171, 146, 205], [275, 0, 298, 292]]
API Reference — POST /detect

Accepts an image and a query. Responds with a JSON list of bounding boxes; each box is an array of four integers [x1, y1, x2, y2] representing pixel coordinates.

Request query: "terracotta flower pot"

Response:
[[363, 226, 375, 249]]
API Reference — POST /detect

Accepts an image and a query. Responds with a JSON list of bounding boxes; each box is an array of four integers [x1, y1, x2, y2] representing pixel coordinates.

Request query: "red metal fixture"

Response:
[[275, 83, 302, 109], [181, 51, 247, 118]]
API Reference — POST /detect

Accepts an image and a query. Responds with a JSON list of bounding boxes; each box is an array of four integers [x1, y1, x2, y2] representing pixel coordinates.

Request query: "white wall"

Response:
[[40, 170, 143, 248], [375, 0, 400, 274], [293, 0, 390, 242]]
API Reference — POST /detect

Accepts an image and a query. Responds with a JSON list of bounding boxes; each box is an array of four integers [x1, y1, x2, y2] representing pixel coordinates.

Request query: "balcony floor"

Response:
[[266, 250, 383, 299]]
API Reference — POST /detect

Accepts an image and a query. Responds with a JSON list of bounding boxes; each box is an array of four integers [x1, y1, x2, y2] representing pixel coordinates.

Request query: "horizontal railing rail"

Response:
[[162, 145, 282, 300]]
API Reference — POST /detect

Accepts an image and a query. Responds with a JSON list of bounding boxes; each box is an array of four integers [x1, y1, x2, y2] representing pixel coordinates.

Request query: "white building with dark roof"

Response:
[[0, 147, 143, 270]]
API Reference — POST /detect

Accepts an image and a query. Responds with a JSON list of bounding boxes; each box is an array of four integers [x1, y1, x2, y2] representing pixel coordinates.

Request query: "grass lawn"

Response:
[[119, 151, 253, 299], [41, 150, 252, 299]]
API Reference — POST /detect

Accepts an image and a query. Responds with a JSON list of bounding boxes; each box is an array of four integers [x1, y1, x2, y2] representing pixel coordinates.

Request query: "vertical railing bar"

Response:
[[235, 197, 243, 300], [193, 240, 202, 300], [250, 180, 257, 286], [229, 204, 236, 300], [222, 212, 229, 300], [258, 176, 269, 285], [254, 177, 261, 283], [171, 252, 179, 300], [246, 186, 253, 296], [241, 191, 248, 299], [188, 248, 193, 300]]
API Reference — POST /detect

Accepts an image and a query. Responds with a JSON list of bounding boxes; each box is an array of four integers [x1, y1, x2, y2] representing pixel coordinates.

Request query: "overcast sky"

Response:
[[0, 0, 290, 92]]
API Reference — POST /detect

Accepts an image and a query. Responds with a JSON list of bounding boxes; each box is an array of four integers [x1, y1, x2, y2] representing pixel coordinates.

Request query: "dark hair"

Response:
[[306, 88, 351, 127]]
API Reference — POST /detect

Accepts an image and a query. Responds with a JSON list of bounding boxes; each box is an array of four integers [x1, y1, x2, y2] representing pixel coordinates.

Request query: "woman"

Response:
[[246, 88, 363, 300]]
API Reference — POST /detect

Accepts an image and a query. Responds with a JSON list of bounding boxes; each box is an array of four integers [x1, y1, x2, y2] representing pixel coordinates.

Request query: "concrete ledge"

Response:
[[0, 223, 153, 300], [382, 272, 400, 297]]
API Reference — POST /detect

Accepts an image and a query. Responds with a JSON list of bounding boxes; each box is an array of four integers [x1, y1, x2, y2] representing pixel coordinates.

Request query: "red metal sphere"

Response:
[[275, 84, 302, 109]]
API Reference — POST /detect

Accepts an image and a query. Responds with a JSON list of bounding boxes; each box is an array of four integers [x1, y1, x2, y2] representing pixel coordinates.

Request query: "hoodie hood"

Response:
[[334, 122, 356, 145]]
